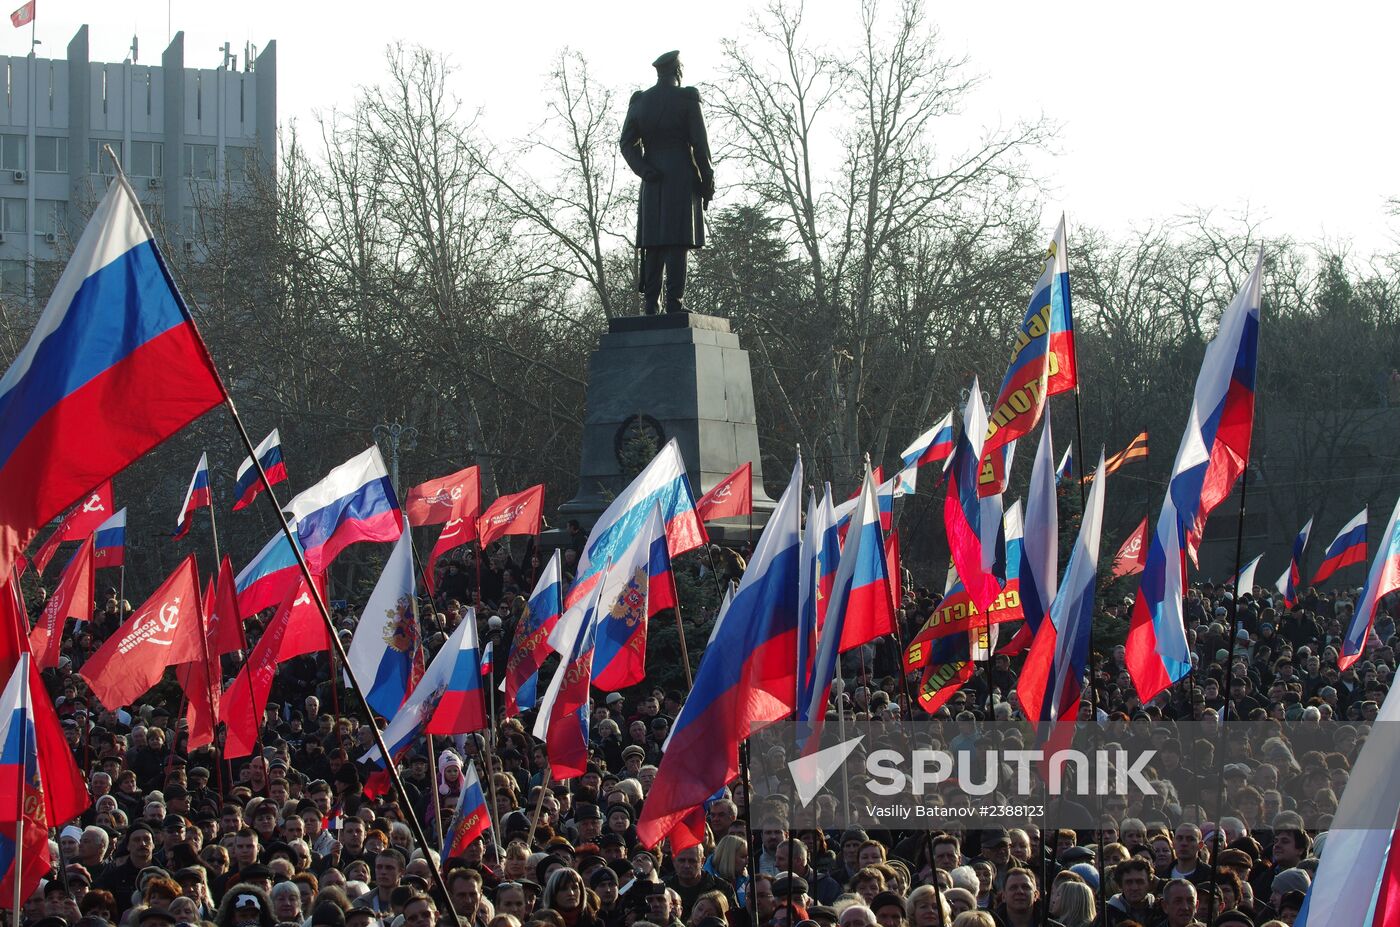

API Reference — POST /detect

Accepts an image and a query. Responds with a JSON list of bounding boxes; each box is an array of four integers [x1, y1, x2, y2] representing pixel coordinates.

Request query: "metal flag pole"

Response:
[[113, 153, 464, 927]]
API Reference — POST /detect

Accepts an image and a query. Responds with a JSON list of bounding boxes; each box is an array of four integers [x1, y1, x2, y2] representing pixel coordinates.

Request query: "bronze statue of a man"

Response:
[[620, 50, 715, 315]]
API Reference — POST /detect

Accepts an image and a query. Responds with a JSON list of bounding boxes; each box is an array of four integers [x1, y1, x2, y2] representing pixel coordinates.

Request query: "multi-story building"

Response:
[[0, 25, 275, 298]]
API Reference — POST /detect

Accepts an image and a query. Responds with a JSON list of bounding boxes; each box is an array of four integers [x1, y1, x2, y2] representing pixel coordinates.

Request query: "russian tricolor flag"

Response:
[[982, 215, 1076, 492], [0, 654, 50, 901], [899, 410, 955, 470], [1236, 552, 1264, 595], [943, 378, 1002, 615], [590, 504, 677, 694], [442, 762, 492, 858], [1127, 255, 1261, 700], [534, 579, 606, 780], [0, 659, 36, 785], [835, 467, 896, 652], [285, 447, 401, 573], [426, 607, 487, 735], [1313, 507, 1368, 586], [590, 504, 666, 694], [1172, 255, 1263, 563], [1054, 445, 1073, 485], [569, 438, 704, 607], [1017, 450, 1107, 757], [173, 452, 211, 540], [1124, 497, 1190, 700], [365, 607, 482, 766], [1274, 517, 1313, 609], [1292, 664, 1400, 927], [637, 455, 803, 850], [796, 486, 837, 722], [232, 428, 287, 512], [345, 520, 421, 718], [798, 464, 892, 753], [1340, 496, 1400, 671], [1008, 417, 1058, 658], [1015, 417, 1059, 651], [480, 641, 494, 677], [0, 174, 225, 581], [591, 504, 674, 691], [875, 471, 898, 533], [92, 507, 127, 569], [235, 532, 302, 618], [504, 549, 562, 716]]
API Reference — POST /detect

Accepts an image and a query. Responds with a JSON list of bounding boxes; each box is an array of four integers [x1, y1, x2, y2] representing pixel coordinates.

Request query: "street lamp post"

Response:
[[373, 422, 419, 495]]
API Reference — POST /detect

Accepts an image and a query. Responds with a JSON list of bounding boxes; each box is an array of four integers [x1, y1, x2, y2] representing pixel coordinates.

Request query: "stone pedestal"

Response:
[[557, 312, 775, 541]]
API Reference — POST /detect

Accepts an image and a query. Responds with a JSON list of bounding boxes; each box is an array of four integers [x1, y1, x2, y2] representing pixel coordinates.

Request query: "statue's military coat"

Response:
[[620, 83, 714, 249]]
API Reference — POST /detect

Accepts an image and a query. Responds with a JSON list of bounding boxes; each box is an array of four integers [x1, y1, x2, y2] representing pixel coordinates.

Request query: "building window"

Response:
[[0, 260, 23, 294], [0, 135, 25, 171], [35, 200, 65, 236], [181, 205, 204, 238], [184, 144, 216, 181], [89, 140, 119, 176], [128, 141, 162, 178], [1, 198, 25, 234], [225, 146, 256, 183], [34, 137, 67, 173], [33, 261, 61, 301]]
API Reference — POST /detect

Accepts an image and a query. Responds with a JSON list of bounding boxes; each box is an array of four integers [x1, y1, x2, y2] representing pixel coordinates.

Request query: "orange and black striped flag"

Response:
[[1105, 431, 1149, 473], [1084, 432, 1148, 482]]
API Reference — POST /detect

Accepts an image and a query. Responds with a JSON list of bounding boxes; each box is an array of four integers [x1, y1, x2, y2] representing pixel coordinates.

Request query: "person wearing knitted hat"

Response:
[[439, 750, 464, 796]]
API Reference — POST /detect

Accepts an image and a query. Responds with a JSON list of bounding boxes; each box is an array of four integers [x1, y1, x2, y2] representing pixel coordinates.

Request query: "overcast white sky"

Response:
[[15, 1, 1399, 256]]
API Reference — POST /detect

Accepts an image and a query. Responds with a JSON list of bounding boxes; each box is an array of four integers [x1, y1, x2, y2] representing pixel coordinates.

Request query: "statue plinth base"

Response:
[[556, 312, 775, 542]]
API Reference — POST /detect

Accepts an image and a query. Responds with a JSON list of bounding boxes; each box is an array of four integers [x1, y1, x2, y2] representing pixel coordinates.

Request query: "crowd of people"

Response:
[[23, 529, 1398, 927]]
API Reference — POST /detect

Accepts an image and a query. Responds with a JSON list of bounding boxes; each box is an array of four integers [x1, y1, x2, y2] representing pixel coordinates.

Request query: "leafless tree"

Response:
[[713, 0, 1051, 482], [478, 49, 633, 319]]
